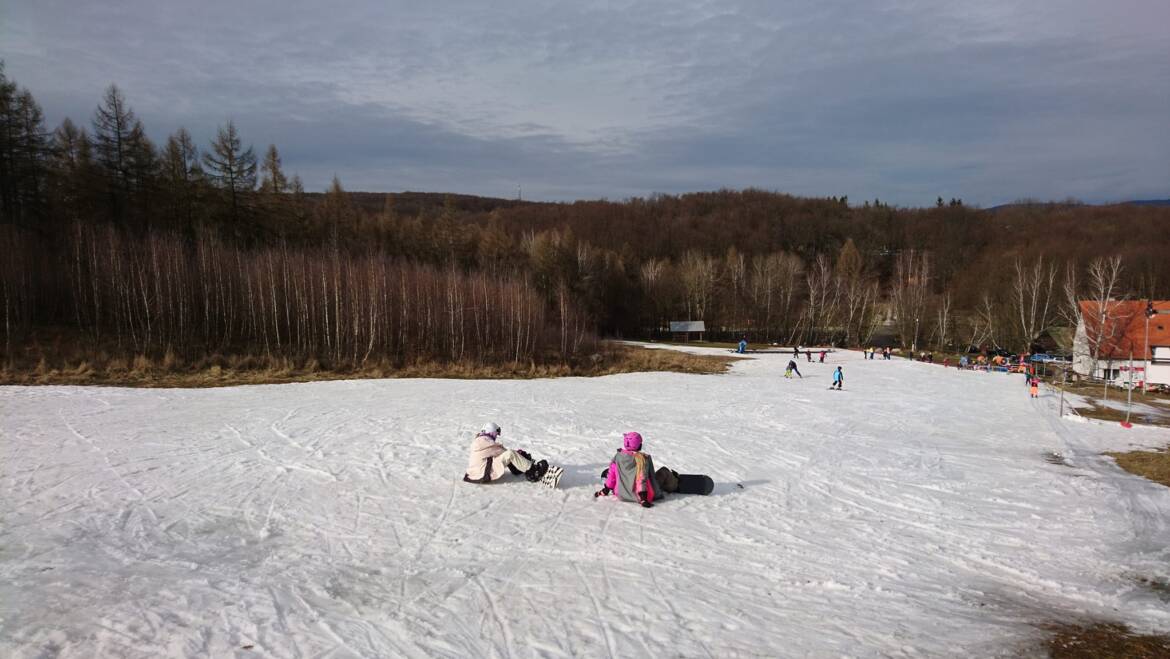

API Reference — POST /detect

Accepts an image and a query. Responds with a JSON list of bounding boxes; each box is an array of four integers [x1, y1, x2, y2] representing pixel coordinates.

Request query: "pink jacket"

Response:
[[604, 448, 660, 503], [465, 434, 508, 482]]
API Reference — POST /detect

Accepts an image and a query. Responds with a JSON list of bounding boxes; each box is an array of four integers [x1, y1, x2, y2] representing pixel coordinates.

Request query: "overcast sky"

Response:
[[4, 0, 1168, 205]]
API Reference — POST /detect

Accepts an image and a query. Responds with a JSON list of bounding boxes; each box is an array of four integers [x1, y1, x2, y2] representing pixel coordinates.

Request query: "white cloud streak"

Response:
[[4, 0, 1168, 204]]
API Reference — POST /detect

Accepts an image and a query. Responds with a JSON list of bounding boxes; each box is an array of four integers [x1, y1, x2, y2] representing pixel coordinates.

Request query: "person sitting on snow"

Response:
[[463, 422, 549, 484], [595, 432, 664, 508]]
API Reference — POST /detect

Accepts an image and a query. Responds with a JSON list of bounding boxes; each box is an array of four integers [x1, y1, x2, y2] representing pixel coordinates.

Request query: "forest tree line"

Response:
[[2, 63, 1168, 370]]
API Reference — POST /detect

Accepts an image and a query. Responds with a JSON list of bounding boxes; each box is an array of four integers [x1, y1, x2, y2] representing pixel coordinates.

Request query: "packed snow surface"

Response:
[[3, 348, 1170, 657]]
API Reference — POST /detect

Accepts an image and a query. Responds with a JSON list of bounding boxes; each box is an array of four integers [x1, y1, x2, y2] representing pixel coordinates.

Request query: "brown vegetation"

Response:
[[1043, 622, 1170, 658], [0, 341, 737, 387], [1106, 449, 1170, 488]]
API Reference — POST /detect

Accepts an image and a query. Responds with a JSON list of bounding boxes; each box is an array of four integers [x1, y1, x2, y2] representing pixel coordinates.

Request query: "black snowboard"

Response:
[[676, 473, 714, 495]]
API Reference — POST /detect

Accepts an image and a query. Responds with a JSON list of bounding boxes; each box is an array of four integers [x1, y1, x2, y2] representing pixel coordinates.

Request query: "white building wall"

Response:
[[1150, 346, 1170, 386], [1148, 362, 1170, 386], [1072, 318, 1094, 377]]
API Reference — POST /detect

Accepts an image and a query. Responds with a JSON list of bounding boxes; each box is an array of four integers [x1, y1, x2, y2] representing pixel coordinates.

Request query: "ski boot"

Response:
[[525, 459, 549, 482]]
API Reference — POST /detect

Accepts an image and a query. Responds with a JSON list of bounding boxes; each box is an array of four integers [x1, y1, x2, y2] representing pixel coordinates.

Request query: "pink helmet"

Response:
[[623, 432, 643, 451]]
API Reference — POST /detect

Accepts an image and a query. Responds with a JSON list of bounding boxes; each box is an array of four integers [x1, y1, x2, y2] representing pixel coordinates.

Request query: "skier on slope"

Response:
[[785, 359, 803, 379], [595, 432, 664, 508], [819, 350, 827, 363], [831, 366, 844, 390], [463, 422, 562, 487]]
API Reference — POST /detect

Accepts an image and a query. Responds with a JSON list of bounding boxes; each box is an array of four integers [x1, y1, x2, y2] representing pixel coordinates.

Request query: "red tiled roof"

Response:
[[1079, 300, 1170, 359]]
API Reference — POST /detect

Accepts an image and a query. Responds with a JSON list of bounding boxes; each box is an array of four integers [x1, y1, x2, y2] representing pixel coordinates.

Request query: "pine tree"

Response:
[[0, 64, 48, 225], [201, 120, 256, 229], [90, 84, 137, 221], [49, 118, 98, 221], [160, 128, 203, 235], [259, 144, 287, 194]]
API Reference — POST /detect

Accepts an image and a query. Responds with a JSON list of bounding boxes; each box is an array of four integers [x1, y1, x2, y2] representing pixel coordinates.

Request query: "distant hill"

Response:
[[303, 190, 543, 216], [988, 199, 1170, 211]]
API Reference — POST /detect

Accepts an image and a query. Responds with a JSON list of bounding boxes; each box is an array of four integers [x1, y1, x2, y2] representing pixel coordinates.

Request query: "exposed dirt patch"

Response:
[[1043, 622, 1170, 658], [1073, 402, 1170, 428], [1043, 451, 1072, 467], [1106, 448, 1170, 489]]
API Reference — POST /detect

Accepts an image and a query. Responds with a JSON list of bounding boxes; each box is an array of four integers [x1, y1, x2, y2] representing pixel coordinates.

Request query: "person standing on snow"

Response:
[[463, 422, 559, 485], [1029, 378, 1039, 398], [595, 432, 663, 508], [738, 337, 748, 354], [786, 359, 802, 379], [831, 366, 844, 390], [819, 350, 827, 363]]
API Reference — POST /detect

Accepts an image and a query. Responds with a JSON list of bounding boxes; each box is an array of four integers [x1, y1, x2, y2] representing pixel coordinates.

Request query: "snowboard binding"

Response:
[[525, 459, 549, 482]]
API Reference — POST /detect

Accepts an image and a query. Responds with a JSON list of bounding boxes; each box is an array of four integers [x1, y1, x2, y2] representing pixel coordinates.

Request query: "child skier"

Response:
[[595, 432, 662, 507], [463, 422, 563, 487], [1030, 378, 1039, 398], [786, 359, 802, 378], [831, 366, 844, 390], [819, 350, 827, 363], [738, 337, 748, 354]]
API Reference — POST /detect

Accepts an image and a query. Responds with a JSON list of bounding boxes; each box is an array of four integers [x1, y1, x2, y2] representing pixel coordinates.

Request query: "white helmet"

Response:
[[480, 422, 501, 439]]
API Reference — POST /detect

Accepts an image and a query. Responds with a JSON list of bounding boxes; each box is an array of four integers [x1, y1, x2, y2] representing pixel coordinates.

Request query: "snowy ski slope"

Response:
[[3, 348, 1169, 657]]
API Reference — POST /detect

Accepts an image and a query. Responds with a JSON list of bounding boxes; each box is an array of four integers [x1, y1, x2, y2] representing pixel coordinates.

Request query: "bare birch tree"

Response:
[[680, 251, 718, 322], [1010, 255, 1058, 351]]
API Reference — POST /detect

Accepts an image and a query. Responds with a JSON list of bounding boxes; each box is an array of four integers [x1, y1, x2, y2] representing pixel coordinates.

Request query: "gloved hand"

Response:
[[594, 487, 611, 498]]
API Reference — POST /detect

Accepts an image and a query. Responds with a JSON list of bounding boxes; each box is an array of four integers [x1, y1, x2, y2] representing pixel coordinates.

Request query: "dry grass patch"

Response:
[[0, 342, 738, 388], [591, 344, 741, 376], [1044, 622, 1170, 658], [1076, 402, 1170, 428], [1106, 448, 1170, 488]]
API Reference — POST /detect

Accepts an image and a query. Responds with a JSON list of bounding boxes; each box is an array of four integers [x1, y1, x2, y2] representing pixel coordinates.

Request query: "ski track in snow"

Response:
[[3, 349, 1170, 657]]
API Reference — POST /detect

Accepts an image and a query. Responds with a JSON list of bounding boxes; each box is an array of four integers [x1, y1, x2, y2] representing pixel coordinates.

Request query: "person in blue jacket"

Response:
[[737, 337, 748, 354], [831, 366, 844, 390]]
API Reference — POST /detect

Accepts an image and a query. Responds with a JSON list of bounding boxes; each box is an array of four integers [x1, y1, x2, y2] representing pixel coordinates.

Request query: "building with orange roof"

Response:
[[1073, 300, 1170, 386]]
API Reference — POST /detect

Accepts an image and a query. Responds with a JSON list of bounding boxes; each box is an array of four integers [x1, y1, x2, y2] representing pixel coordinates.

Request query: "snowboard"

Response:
[[675, 473, 714, 495], [540, 465, 564, 489]]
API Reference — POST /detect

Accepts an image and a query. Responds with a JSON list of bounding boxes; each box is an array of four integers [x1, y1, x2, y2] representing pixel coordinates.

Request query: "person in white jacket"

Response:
[[463, 422, 553, 484]]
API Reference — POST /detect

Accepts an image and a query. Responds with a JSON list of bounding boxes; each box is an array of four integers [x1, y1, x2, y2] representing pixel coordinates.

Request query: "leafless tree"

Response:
[[804, 254, 839, 344], [680, 250, 718, 321], [1010, 255, 1058, 351], [1082, 256, 1127, 387], [933, 292, 952, 350], [890, 250, 931, 349]]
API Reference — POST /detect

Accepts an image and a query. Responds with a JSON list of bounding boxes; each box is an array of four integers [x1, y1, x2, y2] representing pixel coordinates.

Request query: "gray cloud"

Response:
[[4, 0, 1168, 205]]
